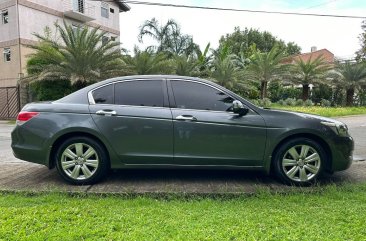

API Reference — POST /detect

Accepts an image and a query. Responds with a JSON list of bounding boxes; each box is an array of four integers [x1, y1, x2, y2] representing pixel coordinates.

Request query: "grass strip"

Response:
[[1, 183, 366, 240]]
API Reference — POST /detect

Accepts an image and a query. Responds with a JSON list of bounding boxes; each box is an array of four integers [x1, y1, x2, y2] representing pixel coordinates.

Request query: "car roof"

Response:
[[54, 75, 259, 111]]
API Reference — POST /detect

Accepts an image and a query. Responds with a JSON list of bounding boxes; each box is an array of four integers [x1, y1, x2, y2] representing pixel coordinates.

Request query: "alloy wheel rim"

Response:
[[61, 143, 99, 180], [282, 144, 321, 182]]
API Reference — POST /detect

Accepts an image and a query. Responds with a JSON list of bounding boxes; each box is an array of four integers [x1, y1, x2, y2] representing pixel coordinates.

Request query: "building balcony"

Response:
[[63, 0, 96, 22]]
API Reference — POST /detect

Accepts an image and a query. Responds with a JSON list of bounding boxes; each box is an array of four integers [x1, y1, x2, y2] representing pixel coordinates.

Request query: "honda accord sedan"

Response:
[[11, 75, 354, 185]]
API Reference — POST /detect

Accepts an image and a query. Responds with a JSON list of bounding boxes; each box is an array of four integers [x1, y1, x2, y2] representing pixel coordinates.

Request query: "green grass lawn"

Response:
[[1, 184, 366, 240], [270, 105, 366, 117]]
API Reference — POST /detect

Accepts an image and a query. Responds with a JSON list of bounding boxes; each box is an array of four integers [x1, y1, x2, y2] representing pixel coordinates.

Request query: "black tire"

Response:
[[55, 136, 109, 185], [273, 138, 326, 186]]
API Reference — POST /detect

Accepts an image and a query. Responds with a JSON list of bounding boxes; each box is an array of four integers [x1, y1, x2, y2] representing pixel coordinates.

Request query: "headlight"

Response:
[[321, 121, 349, 137]]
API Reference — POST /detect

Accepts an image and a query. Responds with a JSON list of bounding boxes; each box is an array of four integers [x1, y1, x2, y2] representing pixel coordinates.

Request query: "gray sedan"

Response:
[[11, 75, 354, 185]]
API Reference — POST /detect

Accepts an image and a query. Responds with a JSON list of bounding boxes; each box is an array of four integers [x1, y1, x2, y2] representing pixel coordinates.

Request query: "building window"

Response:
[[110, 8, 114, 13], [101, 3, 109, 18], [3, 48, 11, 62], [102, 36, 109, 45], [2, 10, 9, 24], [73, 0, 84, 13]]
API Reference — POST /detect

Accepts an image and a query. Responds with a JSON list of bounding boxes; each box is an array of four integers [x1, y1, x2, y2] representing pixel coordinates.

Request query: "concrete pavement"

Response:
[[0, 115, 365, 194]]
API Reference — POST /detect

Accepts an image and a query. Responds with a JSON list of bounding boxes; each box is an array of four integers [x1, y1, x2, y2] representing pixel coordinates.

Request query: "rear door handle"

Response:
[[96, 110, 117, 116], [176, 115, 197, 121]]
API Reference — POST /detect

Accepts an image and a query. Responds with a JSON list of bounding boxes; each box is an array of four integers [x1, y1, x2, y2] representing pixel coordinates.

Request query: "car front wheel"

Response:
[[273, 138, 325, 186], [55, 136, 109, 185]]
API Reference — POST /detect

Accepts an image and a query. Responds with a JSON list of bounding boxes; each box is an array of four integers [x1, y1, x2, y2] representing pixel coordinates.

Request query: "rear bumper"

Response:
[[11, 125, 50, 167], [330, 136, 354, 172]]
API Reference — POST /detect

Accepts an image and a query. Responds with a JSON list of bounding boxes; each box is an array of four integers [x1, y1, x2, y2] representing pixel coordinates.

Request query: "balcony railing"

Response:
[[63, 0, 96, 22]]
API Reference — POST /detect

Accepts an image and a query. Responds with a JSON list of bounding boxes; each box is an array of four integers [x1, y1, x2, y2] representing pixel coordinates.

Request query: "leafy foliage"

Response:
[[138, 18, 194, 56], [246, 45, 288, 99], [28, 21, 127, 84], [123, 47, 173, 75], [30, 79, 72, 101], [290, 55, 331, 100], [219, 27, 301, 58], [330, 61, 366, 106], [356, 20, 366, 61]]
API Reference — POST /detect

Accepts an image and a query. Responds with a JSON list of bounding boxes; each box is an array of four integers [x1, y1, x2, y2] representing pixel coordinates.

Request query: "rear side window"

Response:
[[171, 81, 234, 111], [115, 80, 164, 107], [92, 84, 114, 104]]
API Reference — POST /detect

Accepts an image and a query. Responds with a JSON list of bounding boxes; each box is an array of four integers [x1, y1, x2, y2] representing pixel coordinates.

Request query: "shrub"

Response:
[[250, 99, 260, 106], [259, 98, 272, 107], [285, 98, 296, 106], [30, 79, 72, 101], [304, 99, 313, 106], [295, 99, 304, 106], [320, 99, 331, 107], [277, 99, 285, 106]]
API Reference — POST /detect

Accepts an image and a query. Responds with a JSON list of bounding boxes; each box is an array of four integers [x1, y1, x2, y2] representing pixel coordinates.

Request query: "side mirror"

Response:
[[232, 100, 249, 116]]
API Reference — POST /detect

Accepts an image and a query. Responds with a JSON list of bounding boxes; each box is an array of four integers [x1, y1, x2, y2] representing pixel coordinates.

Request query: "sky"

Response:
[[119, 0, 366, 59]]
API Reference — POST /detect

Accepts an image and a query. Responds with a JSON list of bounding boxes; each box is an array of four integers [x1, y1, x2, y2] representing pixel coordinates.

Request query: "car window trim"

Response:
[[168, 79, 240, 113], [88, 79, 167, 108]]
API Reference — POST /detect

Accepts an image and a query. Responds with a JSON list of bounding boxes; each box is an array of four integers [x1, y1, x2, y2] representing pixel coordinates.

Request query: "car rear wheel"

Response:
[[273, 138, 325, 186], [55, 136, 108, 185]]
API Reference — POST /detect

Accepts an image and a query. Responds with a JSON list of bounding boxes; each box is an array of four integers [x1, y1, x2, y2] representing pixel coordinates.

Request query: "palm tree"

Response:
[[138, 18, 193, 56], [194, 43, 212, 77], [210, 44, 249, 90], [123, 47, 173, 75], [174, 54, 197, 76], [211, 54, 242, 89], [291, 55, 331, 101], [330, 61, 366, 106], [246, 46, 287, 99], [28, 22, 126, 84]]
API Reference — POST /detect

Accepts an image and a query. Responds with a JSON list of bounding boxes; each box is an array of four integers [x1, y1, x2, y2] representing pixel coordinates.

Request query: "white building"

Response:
[[0, 0, 130, 87]]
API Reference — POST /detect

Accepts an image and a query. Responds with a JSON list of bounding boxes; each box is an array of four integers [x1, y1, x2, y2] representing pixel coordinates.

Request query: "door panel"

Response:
[[169, 79, 267, 166], [89, 79, 173, 164], [171, 109, 266, 166], [90, 105, 173, 164]]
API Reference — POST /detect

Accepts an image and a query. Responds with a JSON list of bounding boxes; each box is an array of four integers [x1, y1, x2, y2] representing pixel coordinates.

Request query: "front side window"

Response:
[[115, 80, 164, 107], [2, 10, 8, 24], [3, 48, 11, 62], [92, 84, 113, 104], [171, 81, 234, 112]]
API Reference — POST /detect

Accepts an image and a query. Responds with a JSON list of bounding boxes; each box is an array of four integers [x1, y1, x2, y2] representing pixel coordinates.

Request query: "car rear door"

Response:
[[88, 79, 174, 164], [168, 79, 267, 166]]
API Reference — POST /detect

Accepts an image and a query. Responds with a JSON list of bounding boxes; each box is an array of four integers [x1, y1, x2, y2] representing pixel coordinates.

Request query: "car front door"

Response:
[[169, 79, 267, 166], [88, 79, 173, 164]]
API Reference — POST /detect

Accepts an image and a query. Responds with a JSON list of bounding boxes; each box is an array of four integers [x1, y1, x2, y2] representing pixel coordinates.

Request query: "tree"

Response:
[[219, 27, 301, 58], [356, 20, 366, 61], [330, 61, 366, 106], [211, 42, 249, 90], [138, 18, 194, 56], [123, 47, 173, 75], [28, 22, 127, 84], [290, 55, 331, 101], [174, 54, 197, 76], [193, 43, 212, 77], [246, 46, 288, 99]]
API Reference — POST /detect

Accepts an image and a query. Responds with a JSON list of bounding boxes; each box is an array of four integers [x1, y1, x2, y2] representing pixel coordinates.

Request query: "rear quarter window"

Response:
[[92, 84, 114, 104]]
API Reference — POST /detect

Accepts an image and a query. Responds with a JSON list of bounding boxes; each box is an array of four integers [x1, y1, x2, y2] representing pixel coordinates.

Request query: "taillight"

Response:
[[16, 112, 39, 125]]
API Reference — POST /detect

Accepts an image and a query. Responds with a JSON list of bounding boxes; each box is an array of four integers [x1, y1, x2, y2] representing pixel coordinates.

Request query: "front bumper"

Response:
[[330, 136, 354, 172]]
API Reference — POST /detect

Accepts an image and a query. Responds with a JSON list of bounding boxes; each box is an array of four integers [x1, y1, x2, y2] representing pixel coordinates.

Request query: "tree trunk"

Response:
[[302, 84, 310, 101], [260, 81, 267, 99], [346, 88, 355, 106]]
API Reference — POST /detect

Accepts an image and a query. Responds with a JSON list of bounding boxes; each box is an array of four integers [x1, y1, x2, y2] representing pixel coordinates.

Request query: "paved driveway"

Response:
[[0, 116, 365, 194]]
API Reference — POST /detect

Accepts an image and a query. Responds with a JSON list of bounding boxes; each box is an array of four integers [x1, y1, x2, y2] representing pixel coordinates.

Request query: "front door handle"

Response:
[[176, 115, 197, 121], [96, 110, 117, 116]]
